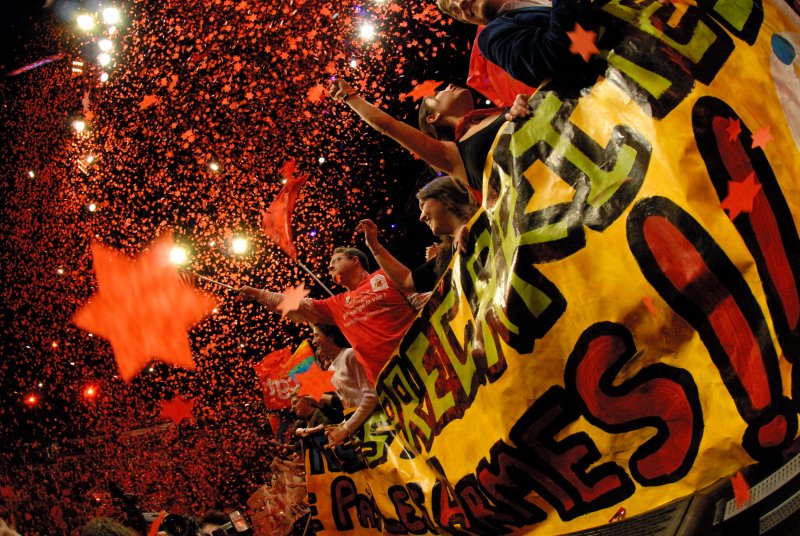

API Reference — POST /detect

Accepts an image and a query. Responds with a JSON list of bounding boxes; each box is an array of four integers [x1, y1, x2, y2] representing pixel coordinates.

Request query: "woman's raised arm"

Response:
[[329, 79, 466, 180], [356, 219, 417, 294]]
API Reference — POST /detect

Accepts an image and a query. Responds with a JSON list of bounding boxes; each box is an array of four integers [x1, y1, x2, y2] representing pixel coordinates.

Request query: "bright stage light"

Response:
[[85, 387, 96, 397], [209, 162, 219, 171], [77, 14, 95, 30], [88, 203, 97, 212], [350, 59, 357, 67], [100, 72, 109, 82], [360, 24, 374, 39], [99, 39, 113, 52], [28, 170, 35, 178], [318, 156, 325, 163], [73, 120, 85, 132], [232, 238, 248, 253], [170, 247, 187, 264], [103, 8, 120, 24], [98, 53, 111, 66], [26, 396, 37, 405], [108, 26, 117, 35]]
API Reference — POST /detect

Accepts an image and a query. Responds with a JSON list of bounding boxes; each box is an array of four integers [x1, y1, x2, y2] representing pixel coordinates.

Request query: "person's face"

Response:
[[200, 523, 222, 535], [312, 326, 334, 368], [423, 84, 474, 125], [327, 253, 357, 285], [419, 197, 454, 236], [291, 396, 313, 418], [436, 0, 506, 25]]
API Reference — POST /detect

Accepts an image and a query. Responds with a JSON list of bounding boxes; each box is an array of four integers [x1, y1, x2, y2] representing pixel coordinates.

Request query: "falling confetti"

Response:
[[72, 233, 218, 381], [0, 0, 476, 532], [567, 23, 600, 62], [294, 362, 336, 402]]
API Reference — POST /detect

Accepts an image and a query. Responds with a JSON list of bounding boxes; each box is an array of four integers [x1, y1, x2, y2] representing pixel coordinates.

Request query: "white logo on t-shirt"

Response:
[[370, 274, 387, 292]]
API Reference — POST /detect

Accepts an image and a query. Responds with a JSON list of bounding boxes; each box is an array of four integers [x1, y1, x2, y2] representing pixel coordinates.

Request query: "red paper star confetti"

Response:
[[294, 362, 336, 402], [642, 296, 658, 317], [277, 282, 310, 317], [307, 84, 325, 103], [72, 232, 217, 381], [731, 471, 751, 508], [726, 118, 741, 142], [567, 23, 600, 62], [751, 125, 773, 150], [138, 95, 160, 110], [400, 80, 443, 101], [720, 172, 762, 221], [160, 395, 196, 424]]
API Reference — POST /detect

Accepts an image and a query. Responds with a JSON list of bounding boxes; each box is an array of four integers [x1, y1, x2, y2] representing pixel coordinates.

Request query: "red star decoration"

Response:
[[400, 80, 443, 101], [160, 395, 195, 424], [138, 95, 160, 110], [567, 23, 599, 62], [731, 471, 751, 508], [73, 232, 217, 381], [642, 296, 658, 317], [726, 118, 741, 142], [307, 83, 325, 103], [294, 362, 335, 402], [751, 125, 773, 150], [720, 172, 762, 221], [277, 282, 310, 317]]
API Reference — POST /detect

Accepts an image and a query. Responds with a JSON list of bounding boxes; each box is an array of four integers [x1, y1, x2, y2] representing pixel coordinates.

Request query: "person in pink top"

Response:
[[237, 247, 417, 383]]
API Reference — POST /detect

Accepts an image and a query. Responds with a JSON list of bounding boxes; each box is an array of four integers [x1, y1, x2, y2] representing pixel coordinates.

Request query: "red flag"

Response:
[[268, 414, 281, 437], [253, 347, 300, 409], [263, 159, 309, 260], [466, 27, 538, 107]]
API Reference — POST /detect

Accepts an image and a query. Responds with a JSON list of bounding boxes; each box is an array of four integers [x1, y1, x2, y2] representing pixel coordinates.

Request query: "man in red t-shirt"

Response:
[[237, 247, 417, 383]]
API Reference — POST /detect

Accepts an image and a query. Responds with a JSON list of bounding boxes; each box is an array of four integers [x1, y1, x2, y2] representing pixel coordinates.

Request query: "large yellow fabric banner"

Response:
[[305, 0, 800, 533]]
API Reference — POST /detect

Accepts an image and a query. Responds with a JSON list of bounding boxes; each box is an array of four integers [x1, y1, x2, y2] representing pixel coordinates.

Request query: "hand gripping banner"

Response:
[[305, 0, 800, 533]]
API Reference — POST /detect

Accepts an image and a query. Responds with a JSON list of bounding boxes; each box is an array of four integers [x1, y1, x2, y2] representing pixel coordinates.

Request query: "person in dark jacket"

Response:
[[437, 0, 597, 89]]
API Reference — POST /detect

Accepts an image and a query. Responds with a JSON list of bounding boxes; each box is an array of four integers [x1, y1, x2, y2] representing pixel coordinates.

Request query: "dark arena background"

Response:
[[0, 1, 473, 534]]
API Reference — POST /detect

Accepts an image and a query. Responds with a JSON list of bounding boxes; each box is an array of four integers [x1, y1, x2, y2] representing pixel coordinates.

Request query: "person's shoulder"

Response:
[[367, 269, 401, 294], [483, 4, 553, 30]]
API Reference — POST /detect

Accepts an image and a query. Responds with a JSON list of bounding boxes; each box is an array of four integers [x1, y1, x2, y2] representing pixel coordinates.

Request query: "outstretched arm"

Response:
[[329, 79, 467, 181], [237, 286, 328, 324], [356, 219, 417, 294]]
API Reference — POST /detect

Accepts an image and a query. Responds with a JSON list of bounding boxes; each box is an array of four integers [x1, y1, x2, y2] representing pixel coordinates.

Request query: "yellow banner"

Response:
[[307, 0, 800, 533]]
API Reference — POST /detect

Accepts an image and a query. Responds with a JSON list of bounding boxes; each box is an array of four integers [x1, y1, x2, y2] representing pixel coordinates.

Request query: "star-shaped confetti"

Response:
[[73, 232, 218, 381], [731, 471, 751, 508], [726, 118, 741, 142], [567, 23, 599, 62], [160, 395, 195, 424], [751, 125, 773, 150], [294, 362, 336, 402], [720, 172, 762, 221], [400, 80, 443, 101], [277, 282, 310, 317], [138, 95, 160, 110], [307, 84, 325, 103]]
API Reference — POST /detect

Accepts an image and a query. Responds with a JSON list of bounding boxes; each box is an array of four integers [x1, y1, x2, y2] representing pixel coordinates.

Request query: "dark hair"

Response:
[[200, 511, 229, 528], [333, 246, 369, 273], [417, 176, 481, 274], [313, 323, 350, 349], [84, 518, 136, 536], [418, 99, 456, 142]]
